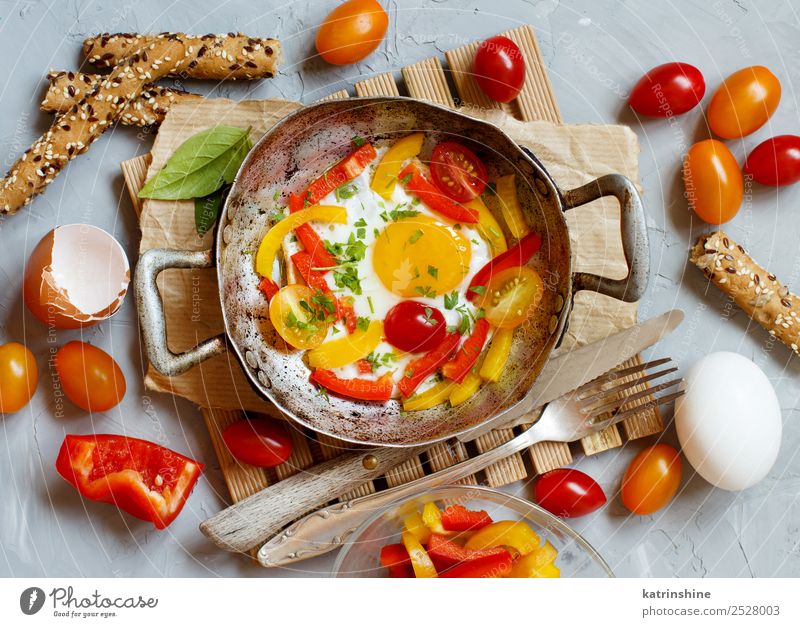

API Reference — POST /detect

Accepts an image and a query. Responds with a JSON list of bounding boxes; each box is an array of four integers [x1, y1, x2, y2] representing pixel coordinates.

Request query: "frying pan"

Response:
[[135, 97, 648, 447]]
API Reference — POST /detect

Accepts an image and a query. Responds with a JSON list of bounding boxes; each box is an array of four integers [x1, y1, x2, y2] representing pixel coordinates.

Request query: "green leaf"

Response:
[[139, 126, 252, 200], [194, 188, 225, 237]]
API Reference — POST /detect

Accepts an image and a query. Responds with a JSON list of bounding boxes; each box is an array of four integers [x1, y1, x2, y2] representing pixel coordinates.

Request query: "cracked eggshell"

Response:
[[24, 224, 130, 329], [675, 352, 781, 491]]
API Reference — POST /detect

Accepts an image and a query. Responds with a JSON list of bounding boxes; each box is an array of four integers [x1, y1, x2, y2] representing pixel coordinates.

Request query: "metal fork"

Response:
[[257, 358, 684, 567]]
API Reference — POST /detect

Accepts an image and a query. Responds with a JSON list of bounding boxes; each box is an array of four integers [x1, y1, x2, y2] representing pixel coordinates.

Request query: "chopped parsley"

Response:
[[444, 291, 459, 310], [366, 351, 397, 372], [423, 307, 439, 325], [400, 173, 413, 186], [408, 229, 424, 245], [335, 182, 359, 202], [469, 285, 486, 296], [315, 385, 330, 402], [367, 296, 375, 314], [333, 265, 363, 295], [357, 316, 371, 332], [415, 285, 437, 298], [427, 265, 438, 279], [352, 134, 366, 148]]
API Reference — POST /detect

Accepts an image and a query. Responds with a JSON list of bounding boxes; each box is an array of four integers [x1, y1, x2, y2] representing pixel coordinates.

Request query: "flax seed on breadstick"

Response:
[[41, 70, 202, 126], [84, 33, 280, 80], [0, 35, 187, 215], [690, 230, 800, 355]]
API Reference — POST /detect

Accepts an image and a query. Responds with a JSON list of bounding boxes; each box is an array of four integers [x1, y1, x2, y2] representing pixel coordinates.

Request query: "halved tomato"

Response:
[[269, 285, 335, 349], [478, 266, 543, 329], [430, 142, 488, 202]]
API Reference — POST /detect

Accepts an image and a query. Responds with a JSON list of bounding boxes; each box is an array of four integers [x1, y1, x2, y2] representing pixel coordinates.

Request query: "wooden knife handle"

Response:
[[199, 445, 427, 553]]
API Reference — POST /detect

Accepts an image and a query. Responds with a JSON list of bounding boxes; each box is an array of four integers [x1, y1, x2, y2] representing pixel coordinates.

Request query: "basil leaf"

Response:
[[139, 126, 252, 200], [194, 188, 225, 237]]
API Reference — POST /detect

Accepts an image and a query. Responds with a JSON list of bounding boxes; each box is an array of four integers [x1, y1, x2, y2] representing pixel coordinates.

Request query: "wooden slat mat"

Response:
[[121, 24, 663, 557]]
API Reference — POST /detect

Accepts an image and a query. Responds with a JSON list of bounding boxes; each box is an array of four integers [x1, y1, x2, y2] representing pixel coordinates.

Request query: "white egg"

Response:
[[675, 352, 781, 491]]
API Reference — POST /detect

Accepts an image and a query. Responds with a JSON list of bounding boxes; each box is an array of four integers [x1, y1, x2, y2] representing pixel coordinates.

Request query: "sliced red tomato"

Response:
[[384, 301, 446, 353], [222, 419, 293, 468], [258, 277, 280, 301], [441, 318, 490, 383], [467, 231, 542, 302], [397, 332, 461, 398], [473, 35, 526, 103], [430, 142, 488, 202], [438, 548, 514, 578], [743, 135, 800, 186], [380, 543, 414, 578], [55, 434, 203, 529], [439, 504, 493, 532], [534, 468, 607, 518], [311, 369, 394, 401], [628, 62, 706, 117], [427, 533, 509, 571], [398, 163, 479, 223]]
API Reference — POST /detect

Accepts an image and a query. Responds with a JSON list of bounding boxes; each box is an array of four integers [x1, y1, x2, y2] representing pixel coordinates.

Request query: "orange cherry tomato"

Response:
[[315, 0, 389, 66], [683, 139, 743, 225], [708, 66, 781, 139], [478, 266, 544, 329], [55, 341, 126, 412], [0, 343, 38, 414], [621, 444, 682, 516]]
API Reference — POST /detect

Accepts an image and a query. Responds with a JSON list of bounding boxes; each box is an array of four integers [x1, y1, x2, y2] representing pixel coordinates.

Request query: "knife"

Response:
[[245, 309, 684, 564]]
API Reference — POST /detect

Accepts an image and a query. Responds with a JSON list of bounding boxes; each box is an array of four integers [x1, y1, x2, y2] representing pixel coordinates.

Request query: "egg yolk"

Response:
[[372, 215, 471, 297]]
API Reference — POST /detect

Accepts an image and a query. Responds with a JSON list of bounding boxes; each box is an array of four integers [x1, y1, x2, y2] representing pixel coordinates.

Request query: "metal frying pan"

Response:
[[135, 97, 648, 447]]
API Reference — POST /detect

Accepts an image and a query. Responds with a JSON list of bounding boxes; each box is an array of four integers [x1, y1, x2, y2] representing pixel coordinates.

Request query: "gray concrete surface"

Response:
[[1, 0, 798, 577]]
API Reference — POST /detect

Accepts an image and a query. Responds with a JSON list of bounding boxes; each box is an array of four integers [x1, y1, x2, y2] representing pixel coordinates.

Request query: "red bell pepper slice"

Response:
[[427, 533, 508, 571], [380, 543, 414, 578], [258, 276, 280, 302], [311, 369, 394, 402], [398, 163, 479, 223], [439, 504, 494, 532], [302, 143, 377, 206], [397, 332, 461, 398], [291, 251, 331, 293], [441, 318, 490, 383], [467, 231, 542, 301], [288, 193, 339, 271], [337, 296, 358, 334], [55, 434, 203, 530], [438, 547, 514, 578]]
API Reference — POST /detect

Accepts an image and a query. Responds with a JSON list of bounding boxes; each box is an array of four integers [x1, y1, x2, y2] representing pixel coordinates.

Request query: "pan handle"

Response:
[[134, 248, 227, 377], [562, 174, 649, 302]]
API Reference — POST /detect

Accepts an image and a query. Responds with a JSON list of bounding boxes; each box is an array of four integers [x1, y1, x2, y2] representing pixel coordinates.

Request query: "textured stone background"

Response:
[[1, 0, 798, 577]]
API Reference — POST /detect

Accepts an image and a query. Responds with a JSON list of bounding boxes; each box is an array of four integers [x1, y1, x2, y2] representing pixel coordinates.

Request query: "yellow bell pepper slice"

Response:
[[530, 562, 561, 578], [421, 502, 457, 536], [449, 372, 483, 406], [370, 133, 425, 199], [306, 321, 383, 369], [401, 530, 437, 578], [479, 328, 514, 382], [255, 205, 347, 277], [403, 380, 454, 411], [403, 511, 431, 545], [494, 174, 530, 239], [464, 520, 541, 556], [509, 540, 558, 577], [467, 196, 507, 254]]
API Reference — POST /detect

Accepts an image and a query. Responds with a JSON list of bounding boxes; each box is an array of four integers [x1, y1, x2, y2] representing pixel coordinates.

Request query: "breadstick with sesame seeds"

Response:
[[0, 35, 188, 215], [690, 230, 800, 355], [41, 70, 203, 126], [83, 32, 280, 81]]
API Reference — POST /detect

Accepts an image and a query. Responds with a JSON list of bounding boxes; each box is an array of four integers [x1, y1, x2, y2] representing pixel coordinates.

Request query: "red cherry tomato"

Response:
[[534, 468, 607, 518], [384, 301, 446, 353], [55, 341, 126, 412], [315, 0, 389, 66], [743, 135, 800, 187], [621, 444, 682, 516], [430, 142, 488, 202], [628, 62, 705, 117], [683, 139, 743, 225], [222, 419, 293, 468], [473, 35, 526, 103], [708, 66, 781, 139]]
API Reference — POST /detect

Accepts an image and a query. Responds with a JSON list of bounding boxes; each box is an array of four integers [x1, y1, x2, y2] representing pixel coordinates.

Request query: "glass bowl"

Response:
[[332, 484, 613, 577]]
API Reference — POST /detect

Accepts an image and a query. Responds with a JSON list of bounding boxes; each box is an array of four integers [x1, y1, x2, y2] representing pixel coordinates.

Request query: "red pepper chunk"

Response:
[[55, 434, 203, 530], [441, 318, 490, 383], [427, 533, 509, 571], [467, 231, 542, 301], [438, 549, 514, 578], [288, 193, 339, 271], [357, 359, 373, 375], [397, 332, 461, 398], [440, 504, 494, 532], [380, 543, 414, 578], [399, 163, 479, 223], [311, 369, 394, 402], [258, 277, 280, 302], [337, 297, 358, 334]]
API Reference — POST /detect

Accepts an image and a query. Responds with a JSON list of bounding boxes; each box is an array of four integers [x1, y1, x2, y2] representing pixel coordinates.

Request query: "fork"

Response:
[[256, 357, 684, 567]]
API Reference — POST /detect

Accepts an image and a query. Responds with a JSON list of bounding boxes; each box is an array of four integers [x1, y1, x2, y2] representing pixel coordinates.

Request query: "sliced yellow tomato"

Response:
[[370, 133, 425, 199], [464, 520, 541, 555], [401, 530, 437, 578], [402, 380, 455, 411], [509, 540, 558, 578], [255, 205, 347, 277], [306, 321, 383, 369], [479, 328, 514, 381], [403, 511, 431, 544], [467, 196, 507, 254], [449, 372, 483, 406], [478, 266, 544, 329], [494, 174, 529, 238], [268, 285, 335, 349]]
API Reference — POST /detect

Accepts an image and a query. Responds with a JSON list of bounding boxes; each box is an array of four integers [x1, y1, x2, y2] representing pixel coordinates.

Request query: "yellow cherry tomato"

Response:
[[478, 266, 544, 329], [370, 133, 424, 199], [0, 343, 38, 414], [708, 66, 781, 139], [315, 0, 389, 66], [268, 285, 334, 350], [683, 139, 743, 225]]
